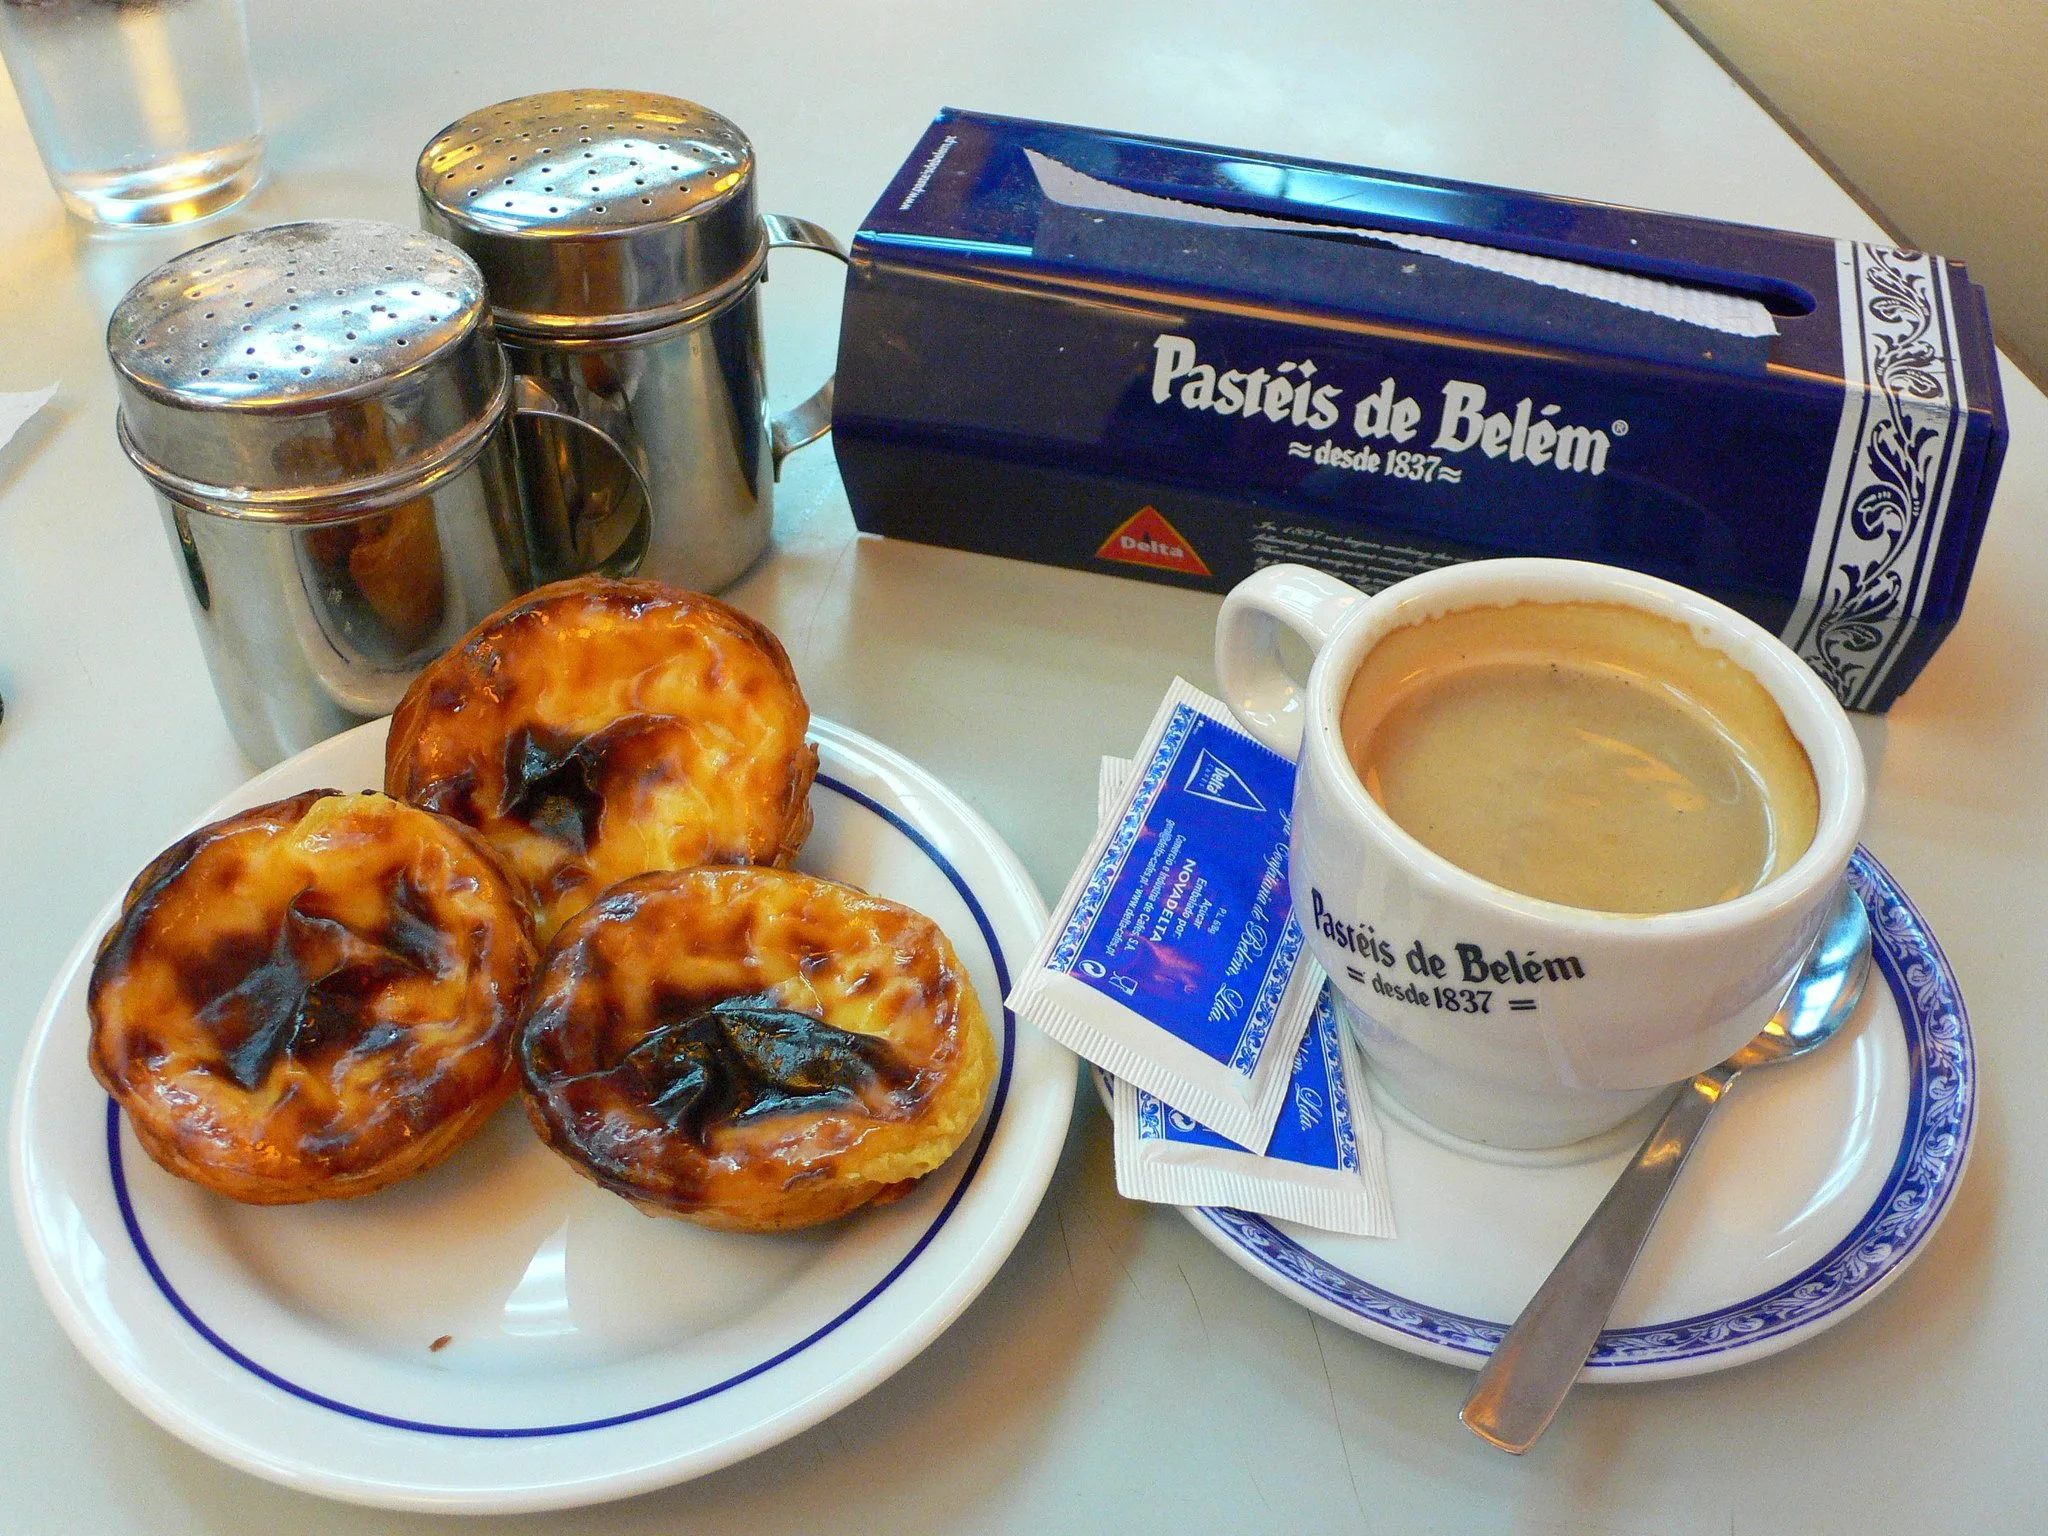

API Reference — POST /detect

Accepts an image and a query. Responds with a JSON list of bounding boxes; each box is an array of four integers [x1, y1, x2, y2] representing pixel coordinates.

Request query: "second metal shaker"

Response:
[[417, 90, 847, 592]]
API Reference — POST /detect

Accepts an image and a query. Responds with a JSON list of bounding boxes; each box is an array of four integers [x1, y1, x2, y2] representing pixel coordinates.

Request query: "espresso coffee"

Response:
[[1340, 601, 1819, 914]]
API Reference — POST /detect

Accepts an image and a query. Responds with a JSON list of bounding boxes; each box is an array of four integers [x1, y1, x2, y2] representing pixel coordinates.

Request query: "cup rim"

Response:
[[1305, 558, 1867, 936]]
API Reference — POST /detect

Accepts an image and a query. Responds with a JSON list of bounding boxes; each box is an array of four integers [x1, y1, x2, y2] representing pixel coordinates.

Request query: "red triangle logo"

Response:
[[1095, 506, 1212, 577]]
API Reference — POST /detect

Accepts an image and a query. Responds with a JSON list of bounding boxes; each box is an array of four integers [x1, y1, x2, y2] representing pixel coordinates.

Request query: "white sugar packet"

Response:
[[1099, 754, 1394, 1237], [1007, 679, 1319, 1149], [1111, 985, 1392, 1236]]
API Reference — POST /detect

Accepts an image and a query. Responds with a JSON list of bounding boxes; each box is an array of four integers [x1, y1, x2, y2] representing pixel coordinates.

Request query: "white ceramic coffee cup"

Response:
[[1215, 559, 1866, 1150]]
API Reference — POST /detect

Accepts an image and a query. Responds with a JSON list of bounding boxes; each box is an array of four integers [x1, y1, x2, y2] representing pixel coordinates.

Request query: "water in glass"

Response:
[[0, 0, 262, 226]]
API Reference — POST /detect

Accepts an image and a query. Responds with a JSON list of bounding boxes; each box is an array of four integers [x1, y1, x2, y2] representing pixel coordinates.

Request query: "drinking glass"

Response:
[[0, 0, 262, 227]]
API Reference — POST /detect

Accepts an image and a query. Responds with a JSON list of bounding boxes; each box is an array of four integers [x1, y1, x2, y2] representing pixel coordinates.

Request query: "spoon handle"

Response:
[[1459, 1067, 1732, 1453]]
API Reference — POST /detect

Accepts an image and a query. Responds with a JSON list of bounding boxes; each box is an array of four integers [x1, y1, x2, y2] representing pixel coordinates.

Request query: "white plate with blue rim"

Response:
[[1168, 849, 1973, 1381], [9, 717, 1075, 1513]]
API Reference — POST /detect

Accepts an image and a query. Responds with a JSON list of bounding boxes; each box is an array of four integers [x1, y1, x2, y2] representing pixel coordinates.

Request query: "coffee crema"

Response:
[[1340, 601, 1819, 915]]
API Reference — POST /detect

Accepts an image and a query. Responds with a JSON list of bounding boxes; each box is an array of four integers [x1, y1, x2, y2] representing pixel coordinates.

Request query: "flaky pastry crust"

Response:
[[88, 791, 538, 1204], [518, 867, 996, 1232], [383, 577, 818, 940]]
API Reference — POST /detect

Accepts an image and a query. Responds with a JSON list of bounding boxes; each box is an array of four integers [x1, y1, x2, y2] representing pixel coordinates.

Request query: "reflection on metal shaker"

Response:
[[417, 91, 847, 593], [106, 221, 535, 766]]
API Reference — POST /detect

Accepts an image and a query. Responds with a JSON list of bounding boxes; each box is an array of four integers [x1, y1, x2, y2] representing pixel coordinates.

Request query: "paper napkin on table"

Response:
[[0, 385, 57, 461]]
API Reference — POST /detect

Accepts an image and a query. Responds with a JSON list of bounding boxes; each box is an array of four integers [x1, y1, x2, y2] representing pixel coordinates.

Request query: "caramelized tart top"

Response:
[[518, 866, 995, 1231], [87, 790, 538, 1204], [384, 577, 818, 939]]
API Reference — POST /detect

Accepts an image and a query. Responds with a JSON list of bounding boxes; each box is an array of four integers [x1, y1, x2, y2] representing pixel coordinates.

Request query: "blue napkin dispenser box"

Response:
[[832, 109, 2006, 710]]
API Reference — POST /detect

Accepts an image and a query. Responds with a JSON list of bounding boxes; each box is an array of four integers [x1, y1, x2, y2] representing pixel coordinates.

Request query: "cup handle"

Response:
[[762, 213, 852, 479], [511, 375, 656, 579], [1214, 563, 1369, 759]]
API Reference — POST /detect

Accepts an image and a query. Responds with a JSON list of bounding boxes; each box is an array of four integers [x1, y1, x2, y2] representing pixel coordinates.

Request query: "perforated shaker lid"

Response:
[[106, 220, 507, 521], [416, 90, 762, 337]]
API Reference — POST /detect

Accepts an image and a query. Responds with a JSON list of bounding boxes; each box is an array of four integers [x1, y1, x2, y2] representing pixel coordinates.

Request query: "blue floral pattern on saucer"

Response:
[[1197, 847, 1973, 1375]]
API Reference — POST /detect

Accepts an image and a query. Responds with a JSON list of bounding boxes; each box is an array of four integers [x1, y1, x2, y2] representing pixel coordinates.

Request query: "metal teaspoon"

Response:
[[1459, 884, 1874, 1453]]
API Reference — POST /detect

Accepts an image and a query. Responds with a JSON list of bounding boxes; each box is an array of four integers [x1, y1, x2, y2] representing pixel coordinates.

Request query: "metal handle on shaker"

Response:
[[511, 374, 655, 580], [762, 212, 851, 478]]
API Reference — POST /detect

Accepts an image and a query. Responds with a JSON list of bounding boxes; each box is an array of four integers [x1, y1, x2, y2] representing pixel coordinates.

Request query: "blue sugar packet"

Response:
[[1009, 681, 1318, 1149], [1094, 753, 1392, 1236], [1112, 982, 1394, 1237]]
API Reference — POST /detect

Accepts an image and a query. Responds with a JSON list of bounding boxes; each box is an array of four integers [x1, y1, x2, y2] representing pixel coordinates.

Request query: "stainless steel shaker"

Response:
[[416, 90, 847, 592], [108, 220, 534, 767]]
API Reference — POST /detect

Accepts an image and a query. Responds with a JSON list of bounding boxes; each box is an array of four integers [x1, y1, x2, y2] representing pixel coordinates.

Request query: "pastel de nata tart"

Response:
[[384, 576, 818, 940], [518, 866, 996, 1232], [88, 791, 538, 1205]]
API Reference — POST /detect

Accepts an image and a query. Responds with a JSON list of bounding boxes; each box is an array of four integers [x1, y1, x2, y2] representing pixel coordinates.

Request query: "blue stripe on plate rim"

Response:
[[103, 772, 1019, 1438], [1197, 845, 1974, 1371]]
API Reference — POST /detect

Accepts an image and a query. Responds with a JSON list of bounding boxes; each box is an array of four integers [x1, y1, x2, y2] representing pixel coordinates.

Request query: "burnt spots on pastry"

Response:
[[499, 722, 609, 852], [165, 864, 461, 1091], [204, 901, 380, 1090], [385, 576, 819, 940], [518, 867, 997, 1232], [88, 791, 537, 1204], [88, 792, 332, 1003], [620, 994, 917, 1145], [376, 867, 462, 978], [194, 885, 450, 1092]]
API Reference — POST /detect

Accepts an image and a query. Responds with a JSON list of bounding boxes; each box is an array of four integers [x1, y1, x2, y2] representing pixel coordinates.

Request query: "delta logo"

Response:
[[1095, 505, 1212, 578]]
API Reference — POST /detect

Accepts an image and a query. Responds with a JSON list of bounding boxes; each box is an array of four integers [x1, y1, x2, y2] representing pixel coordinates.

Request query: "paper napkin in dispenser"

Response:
[[1026, 149, 1779, 375]]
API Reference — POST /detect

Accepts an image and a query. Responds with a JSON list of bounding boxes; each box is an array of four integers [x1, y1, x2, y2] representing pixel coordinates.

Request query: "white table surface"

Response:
[[3, 2, 2042, 1531]]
